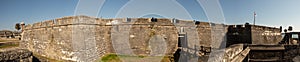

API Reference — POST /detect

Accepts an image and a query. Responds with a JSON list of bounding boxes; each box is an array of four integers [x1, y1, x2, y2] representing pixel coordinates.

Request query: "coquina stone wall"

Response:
[[20, 15, 281, 62], [227, 24, 282, 46], [0, 49, 32, 62], [21, 16, 180, 61], [251, 25, 282, 44]]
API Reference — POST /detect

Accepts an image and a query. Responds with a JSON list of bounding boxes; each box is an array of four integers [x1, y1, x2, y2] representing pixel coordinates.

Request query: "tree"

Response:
[[288, 26, 293, 31], [15, 23, 21, 31], [284, 29, 287, 33]]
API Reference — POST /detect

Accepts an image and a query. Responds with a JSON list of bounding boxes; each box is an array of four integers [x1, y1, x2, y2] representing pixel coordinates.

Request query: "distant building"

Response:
[[0, 30, 21, 38]]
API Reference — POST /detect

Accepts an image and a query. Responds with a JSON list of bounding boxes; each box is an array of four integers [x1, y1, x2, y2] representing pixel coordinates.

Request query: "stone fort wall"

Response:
[[227, 24, 282, 46], [20, 15, 281, 62]]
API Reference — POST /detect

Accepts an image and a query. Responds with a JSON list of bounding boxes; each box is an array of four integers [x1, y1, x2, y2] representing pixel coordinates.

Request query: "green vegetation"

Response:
[[99, 54, 173, 62], [137, 55, 146, 58], [0, 39, 19, 42], [100, 54, 121, 62], [0, 43, 19, 48], [15, 23, 21, 31], [0, 40, 7, 42]]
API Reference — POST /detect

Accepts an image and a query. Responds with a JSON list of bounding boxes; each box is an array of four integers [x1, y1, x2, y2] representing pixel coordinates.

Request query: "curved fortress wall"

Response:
[[20, 16, 181, 61], [20, 15, 281, 61]]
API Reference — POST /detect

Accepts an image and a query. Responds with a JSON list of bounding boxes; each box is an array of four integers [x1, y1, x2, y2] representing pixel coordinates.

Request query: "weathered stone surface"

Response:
[[227, 24, 282, 47], [283, 45, 300, 61], [21, 16, 179, 62], [21, 15, 282, 62], [222, 44, 246, 62], [231, 47, 250, 62], [196, 22, 212, 48], [244, 45, 300, 62], [0, 49, 32, 62], [128, 20, 177, 55], [251, 25, 282, 44], [293, 56, 300, 62]]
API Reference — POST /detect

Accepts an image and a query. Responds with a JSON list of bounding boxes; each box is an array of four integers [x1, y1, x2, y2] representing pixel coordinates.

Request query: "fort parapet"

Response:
[[227, 24, 282, 46], [20, 15, 282, 62]]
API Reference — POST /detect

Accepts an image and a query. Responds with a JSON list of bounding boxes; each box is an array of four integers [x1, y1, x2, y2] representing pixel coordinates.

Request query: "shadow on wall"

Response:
[[32, 56, 41, 62]]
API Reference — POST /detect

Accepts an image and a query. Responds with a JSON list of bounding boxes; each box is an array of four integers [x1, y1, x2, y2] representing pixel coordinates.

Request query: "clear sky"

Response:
[[1, 0, 300, 31]]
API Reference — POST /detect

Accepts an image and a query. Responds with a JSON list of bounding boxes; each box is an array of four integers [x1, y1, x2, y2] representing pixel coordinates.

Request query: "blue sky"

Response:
[[220, 0, 300, 31], [0, 0, 300, 31], [0, 0, 77, 30]]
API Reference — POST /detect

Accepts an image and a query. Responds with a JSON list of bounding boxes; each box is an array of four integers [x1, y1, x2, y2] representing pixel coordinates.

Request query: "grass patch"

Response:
[[100, 54, 121, 62], [138, 55, 146, 58], [0, 40, 8, 42], [0, 39, 19, 42], [99, 54, 173, 62], [0, 43, 19, 48]]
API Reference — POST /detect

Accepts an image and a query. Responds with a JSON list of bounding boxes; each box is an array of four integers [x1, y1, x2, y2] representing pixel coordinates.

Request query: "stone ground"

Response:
[[293, 56, 300, 62], [100, 54, 173, 62]]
